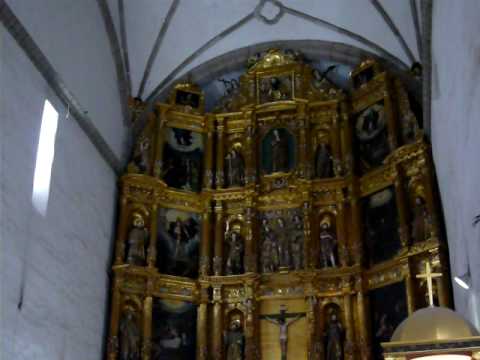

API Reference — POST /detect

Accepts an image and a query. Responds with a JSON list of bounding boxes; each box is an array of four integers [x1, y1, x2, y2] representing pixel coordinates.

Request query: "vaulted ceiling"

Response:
[[106, 0, 424, 104]]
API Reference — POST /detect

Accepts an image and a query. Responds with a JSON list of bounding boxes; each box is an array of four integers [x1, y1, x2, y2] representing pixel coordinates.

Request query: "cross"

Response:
[[416, 261, 442, 306], [260, 305, 305, 360]]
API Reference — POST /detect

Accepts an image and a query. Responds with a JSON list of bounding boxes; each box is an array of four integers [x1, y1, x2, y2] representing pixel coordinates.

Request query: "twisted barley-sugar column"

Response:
[[142, 295, 153, 360], [214, 201, 224, 276], [199, 205, 212, 276], [203, 114, 215, 189], [115, 196, 129, 265], [147, 205, 158, 268], [306, 296, 318, 360], [394, 172, 410, 248], [215, 117, 225, 188], [107, 275, 122, 360], [153, 105, 169, 178]]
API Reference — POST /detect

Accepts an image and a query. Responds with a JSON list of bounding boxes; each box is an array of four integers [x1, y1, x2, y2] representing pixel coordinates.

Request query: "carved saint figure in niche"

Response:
[[131, 136, 150, 174], [319, 215, 338, 268], [412, 195, 431, 243], [225, 318, 245, 360], [225, 228, 244, 275], [271, 129, 290, 173], [324, 308, 344, 360], [291, 236, 303, 270], [260, 76, 291, 103], [224, 147, 245, 187], [169, 218, 189, 261], [261, 218, 278, 273], [126, 213, 149, 266], [315, 143, 334, 179], [119, 307, 140, 360]]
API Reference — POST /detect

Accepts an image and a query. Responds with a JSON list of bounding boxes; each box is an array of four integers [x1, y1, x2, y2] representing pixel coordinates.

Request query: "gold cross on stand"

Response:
[[416, 261, 442, 306]]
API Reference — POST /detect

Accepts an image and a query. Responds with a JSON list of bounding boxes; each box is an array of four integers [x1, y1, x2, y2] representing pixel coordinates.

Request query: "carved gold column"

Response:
[[394, 171, 409, 249], [199, 201, 212, 276], [147, 205, 158, 268], [203, 114, 215, 189], [331, 110, 342, 176], [107, 273, 122, 360], [306, 296, 320, 360], [216, 117, 225, 188], [153, 104, 169, 178], [244, 286, 258, 360], [343, 279, 356, 360], [421, 154, 439, 239], [355, 277, 371, 360], [197, 283, 209, 360], [212, 285, 223, 360], [142, 289, 153, 360], [244, 202, 257, 273], [405, 260, 416, 314], [336, 193, 349, 267], [340, 101, 353, 176], [213, 201, 224, 276], [115, 196, 129, 265], [350, 185, 363, 266], [303, 201, 314, 270], [298, 103, 308, 178], [243, 111, 256, 186]]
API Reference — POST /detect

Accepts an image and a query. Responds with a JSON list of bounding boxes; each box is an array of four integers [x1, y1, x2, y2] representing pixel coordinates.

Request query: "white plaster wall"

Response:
[[431, 0, 480, 327], [0, 26, 117, 359], [124, 0, 417, 97], [6, 0, 127, 158]]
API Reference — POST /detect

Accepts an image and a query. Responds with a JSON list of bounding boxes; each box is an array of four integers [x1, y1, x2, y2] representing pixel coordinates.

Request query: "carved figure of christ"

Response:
[[260, 306, 305, 360]]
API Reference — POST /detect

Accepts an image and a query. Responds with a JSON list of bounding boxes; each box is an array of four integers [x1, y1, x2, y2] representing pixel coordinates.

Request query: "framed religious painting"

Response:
[[257, 72, 294, 104], [155, 208, 201, 278], [169, 83, 205, 114], [353, 100, 391, 174], [151, 299, 197, 360], [161, 127, 204, 193], [362, 186, 401, 266], [369, 282, 408, 360]]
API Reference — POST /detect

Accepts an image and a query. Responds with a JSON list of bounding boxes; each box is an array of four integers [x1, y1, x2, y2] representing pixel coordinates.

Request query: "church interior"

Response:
[[1, 1, 480, 360]]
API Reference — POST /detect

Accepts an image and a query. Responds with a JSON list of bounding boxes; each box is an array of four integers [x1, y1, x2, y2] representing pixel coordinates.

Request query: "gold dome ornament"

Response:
[[382, 262, 480, 360]]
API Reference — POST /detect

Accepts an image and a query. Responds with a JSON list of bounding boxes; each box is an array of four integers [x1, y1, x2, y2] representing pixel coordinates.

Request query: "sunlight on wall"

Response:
[[32, 100, 58, 216]]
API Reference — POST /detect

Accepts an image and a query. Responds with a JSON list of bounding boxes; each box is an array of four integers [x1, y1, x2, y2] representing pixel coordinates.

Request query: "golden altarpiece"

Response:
[[106, 50, 452, 360]]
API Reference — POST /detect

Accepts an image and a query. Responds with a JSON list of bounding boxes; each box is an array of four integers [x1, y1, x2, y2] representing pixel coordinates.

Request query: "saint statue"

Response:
[[225, 148, 245, 187], [412, 196, 430, 243], [225, 319, 245, 360], [315, 143, 334, 179], [225, 230, 244, 275], [271, 129, 289, 173], [126, 214, 148, 266], [291, 236, 303, 270], [261, 219, 279, 272], [119, 308, 140, 360], [319, 216, 338, 268], [169, 218, 188, 261], [133, 137, 150, 173], [325, 310, 344, 360]]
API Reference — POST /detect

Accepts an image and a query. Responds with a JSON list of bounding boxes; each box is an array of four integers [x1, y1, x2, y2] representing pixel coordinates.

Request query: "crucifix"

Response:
[[260, 305, 306, 360], [416, 261, 442, 306]]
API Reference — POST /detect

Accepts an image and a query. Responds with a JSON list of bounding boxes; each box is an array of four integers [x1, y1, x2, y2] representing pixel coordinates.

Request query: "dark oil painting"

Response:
[[370, 282, 408, 360], [162, 127, 203, 192], [363, 187, 401, 265], [156, 208, 201, 278], [354, 101, 390, 174], [152, 299, 197, 360]]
